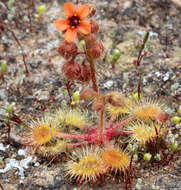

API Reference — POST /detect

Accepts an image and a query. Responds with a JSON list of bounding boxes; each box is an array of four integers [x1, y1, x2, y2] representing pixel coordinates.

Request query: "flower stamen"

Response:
[[69, 16, 80, 28]]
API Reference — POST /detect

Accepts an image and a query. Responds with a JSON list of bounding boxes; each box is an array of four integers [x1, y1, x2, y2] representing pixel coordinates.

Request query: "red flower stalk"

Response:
[[93, 96, 105, 112], [86, 33, 97, 46], [0, 19, 5, 33]]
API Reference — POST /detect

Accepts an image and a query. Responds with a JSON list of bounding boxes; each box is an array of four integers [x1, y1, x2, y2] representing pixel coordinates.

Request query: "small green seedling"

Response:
[[61, 99, 67, 108], [151, 184, 159, 190], [178, 106, 181, 115], [154, 153, 161, 161], [71, 91, 80, 105], [110, 48, 121, 69], [171, 116, 181, 124], [8, 0, 14, 9], [0, 60, 7, 79], [112, 49, 121, 62], [35, 5, 46, 18], [170, 142, 178, 151], [133, 154, 138, 161], [0, 157, 3, 164], [6, 103, 15, 114], [132, 92, 142, 101], [58, 88, 68, 96], [143, 153, 152, 161]]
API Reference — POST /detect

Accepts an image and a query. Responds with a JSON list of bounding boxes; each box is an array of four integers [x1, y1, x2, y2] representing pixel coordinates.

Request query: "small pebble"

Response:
[[155, 72, 162, 77], [18, 149, 26, 156], [0, 143, 6, 151], [104, 80, 114, 89], [163, 73, 169, 82], [34, 162, 40, 167]]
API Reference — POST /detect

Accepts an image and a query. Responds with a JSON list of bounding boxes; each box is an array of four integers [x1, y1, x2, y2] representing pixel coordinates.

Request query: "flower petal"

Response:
[[65, 28, 77, 42], [77, 5, 90, 19], [63, 2, 76, 18], [78, 21, 91, 34], [54, 19, 69, 31]]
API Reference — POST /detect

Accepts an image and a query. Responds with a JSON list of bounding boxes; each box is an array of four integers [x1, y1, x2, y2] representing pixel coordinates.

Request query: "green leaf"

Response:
[[1, 60, 7, 74]]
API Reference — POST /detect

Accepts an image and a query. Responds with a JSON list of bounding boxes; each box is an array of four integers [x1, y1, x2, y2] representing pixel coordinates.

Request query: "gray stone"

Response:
[[0, 89, 7, 100]]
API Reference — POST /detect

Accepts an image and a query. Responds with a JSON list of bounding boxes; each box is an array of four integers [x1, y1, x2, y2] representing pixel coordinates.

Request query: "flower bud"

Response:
[[80, 89, 97, 101], [62, 61, 81, 81], [93, 96, 105, 112], [90, 20, 99, 33], [132, 59, 137, 66], [79, 64, 91, 83], [155, 112, 169, 123], [106, 92, 125, 107], [88, 4, 96, 17], [58, 41, 78, 60], [90, 41, 104, 59]]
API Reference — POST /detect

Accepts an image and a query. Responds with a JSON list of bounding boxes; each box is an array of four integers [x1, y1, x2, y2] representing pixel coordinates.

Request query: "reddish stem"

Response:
[[9, 29, 29, 74], [89, 57, 98, 92], [107, 117, 114, 128], [27, 7, 32, 32], [65, 80, 73, 104], [7, 122, 11, 141], [137, 75, 141, 100], [77, 51, 86, 55], [56, 132, 86, 141], [129, 154, 134, 171], [109, 130, 133, 136], [136, 31, 149, 99], [66, 142, 87, 147], [111, 116, 134, 131], [85, 40, 98, 92], [98, 109, 104, 142], [0, 18, 29, 74]]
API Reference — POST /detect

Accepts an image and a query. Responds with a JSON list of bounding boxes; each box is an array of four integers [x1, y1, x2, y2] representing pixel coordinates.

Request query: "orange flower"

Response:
[[54, 2, 91, 42]]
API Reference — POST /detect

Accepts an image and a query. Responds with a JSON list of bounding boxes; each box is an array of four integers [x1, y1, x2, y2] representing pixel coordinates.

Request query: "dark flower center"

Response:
[[69, 16, 80, 28]]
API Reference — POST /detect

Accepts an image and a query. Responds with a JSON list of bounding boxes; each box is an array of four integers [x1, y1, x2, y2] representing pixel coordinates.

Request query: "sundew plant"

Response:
[[2, 1, 180, 190]]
